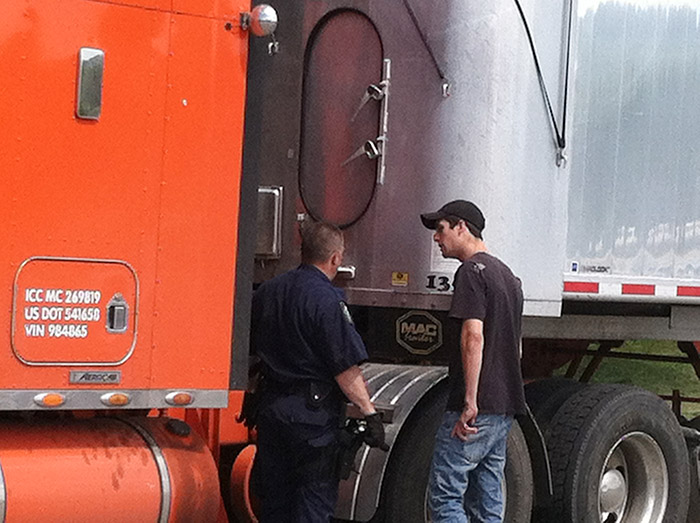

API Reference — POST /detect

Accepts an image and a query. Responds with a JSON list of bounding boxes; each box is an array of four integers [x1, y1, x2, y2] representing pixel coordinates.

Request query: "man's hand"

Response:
[[363, 413, 389, 451], [451, 403, 478, 441]]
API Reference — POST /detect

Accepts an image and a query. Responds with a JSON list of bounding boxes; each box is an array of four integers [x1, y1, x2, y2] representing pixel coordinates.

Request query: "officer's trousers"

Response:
[[252, 392, 340, 523]]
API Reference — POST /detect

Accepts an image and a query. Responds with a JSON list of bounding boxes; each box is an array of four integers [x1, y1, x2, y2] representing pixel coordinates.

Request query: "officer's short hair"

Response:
[[301, 221, 344, 264]]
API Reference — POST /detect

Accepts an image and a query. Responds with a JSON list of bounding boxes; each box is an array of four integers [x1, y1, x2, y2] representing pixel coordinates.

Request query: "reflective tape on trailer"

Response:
[[563, 281, 599, 293], [563, 281, 700, 298]]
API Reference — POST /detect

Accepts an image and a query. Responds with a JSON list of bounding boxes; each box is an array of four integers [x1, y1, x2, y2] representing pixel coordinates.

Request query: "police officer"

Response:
[[250, 221, 385, 523]]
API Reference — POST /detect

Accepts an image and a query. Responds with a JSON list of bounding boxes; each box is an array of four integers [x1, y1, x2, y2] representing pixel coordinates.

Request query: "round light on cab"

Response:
[[250, 4, 278, 37], [165, 392, 193, 406], [34, 393, 66, 408], [101, 393, 131, 407]]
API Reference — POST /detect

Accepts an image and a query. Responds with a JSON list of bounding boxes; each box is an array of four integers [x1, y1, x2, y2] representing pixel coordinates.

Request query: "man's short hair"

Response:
[[443, 215, 483, 239], [301, 221, 344, 264]]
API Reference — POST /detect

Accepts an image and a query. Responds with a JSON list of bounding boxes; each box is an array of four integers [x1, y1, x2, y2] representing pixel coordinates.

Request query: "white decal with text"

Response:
[[23, 288, 102, 339]]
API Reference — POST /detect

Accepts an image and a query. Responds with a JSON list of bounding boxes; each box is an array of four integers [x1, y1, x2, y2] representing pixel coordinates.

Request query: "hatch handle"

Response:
[[106, 294, 129, 334], [351, 83, 387, 122], [341, 140, 381, 167]]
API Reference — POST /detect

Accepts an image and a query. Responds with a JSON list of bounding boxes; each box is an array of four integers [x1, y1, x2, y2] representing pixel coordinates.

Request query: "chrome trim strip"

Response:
[[389, 367, 445, 405], [121, 419, 171, 523], [0, 389, 228, 411], [350, 446, 372, 521], [0, 455, 6, 523], [369, 368, 414, 401], [363, 367, 394, 386], [12, 256, 140, 367]]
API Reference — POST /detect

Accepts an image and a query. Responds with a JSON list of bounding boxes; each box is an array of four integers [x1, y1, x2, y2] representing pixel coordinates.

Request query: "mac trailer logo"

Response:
[[70, 370, 121, 384], [396, 311, 443, 355]]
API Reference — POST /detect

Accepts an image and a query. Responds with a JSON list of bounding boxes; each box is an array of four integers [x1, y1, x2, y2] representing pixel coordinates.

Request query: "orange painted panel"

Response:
[[0, 0, 169, 390], [147, 417, 222, 522], [219, 390, 249, 445], [172, 0, 250, 20], [1, 0, 248, 397], [150, 12, 249, 389], [0, 417, 219, 522], [0, 418, 161, 522], [85, 0, 172, 11], [13, 258, 137, 364]]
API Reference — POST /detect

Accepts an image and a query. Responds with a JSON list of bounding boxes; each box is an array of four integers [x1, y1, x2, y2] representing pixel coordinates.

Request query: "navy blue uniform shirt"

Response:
[[251, 264, 368, 385]]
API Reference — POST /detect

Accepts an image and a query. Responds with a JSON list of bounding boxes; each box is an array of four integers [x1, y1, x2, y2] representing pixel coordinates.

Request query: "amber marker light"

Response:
[[34, 392, 66, 408], [165, 391, 193, 406], [101, 392, 131, 407]]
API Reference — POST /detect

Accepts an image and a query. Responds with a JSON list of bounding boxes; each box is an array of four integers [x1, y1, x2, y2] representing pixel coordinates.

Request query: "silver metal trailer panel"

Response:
[[242, 1, 700, 521], [251, 1, 570, 317], [251, 0, 700, 319], [566, 0, 700, 304]]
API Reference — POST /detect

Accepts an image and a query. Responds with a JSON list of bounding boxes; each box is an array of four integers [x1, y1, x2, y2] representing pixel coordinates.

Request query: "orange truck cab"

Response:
[[1, 1, 270, 520]]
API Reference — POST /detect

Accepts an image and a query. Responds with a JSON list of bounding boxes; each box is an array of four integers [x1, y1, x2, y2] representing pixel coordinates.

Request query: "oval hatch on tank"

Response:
[[299, 10, 383, 228]]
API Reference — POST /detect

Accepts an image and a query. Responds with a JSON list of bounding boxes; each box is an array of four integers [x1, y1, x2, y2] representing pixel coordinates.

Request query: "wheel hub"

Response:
[[600, 468, 627, 514], [598, 431, 668, 523]]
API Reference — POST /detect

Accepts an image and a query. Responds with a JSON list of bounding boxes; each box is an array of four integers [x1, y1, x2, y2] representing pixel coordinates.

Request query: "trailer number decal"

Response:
[[425, 274, 453, 293]]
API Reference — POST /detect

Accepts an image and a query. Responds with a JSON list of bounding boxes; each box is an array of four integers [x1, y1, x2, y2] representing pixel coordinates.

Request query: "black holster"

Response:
[[335, 418, 365, 480], [237, 359, 264, 428]]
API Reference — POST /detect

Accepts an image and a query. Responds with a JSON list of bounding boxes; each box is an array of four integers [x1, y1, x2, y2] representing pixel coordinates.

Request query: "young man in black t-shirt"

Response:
[[420, 200, 526, 522]]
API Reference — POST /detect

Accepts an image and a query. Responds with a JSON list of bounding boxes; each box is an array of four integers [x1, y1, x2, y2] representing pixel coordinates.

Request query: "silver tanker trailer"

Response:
[[241, 1, 700, 521]]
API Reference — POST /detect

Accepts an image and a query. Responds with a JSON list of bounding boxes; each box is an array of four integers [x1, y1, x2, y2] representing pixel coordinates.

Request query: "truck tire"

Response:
[[687, 439, 700, 523], [545, 384, 690, 523], [378, 382, 533, 522], [503, 420, 534, 522], [524, 378, 585, 437], [687, 415, 700, 432], [683, 423, 700, 523]]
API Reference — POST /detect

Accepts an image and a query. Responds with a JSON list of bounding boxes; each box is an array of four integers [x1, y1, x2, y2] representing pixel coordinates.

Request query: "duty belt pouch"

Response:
[[306, 381, 333, 410], [238, 358, 264, 428]]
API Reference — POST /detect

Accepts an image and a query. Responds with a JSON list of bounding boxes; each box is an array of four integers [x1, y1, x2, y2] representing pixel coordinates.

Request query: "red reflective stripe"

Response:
[[678, 286, 700, 297], [563, 281, 599, 293], [621, 284, 655, 295]]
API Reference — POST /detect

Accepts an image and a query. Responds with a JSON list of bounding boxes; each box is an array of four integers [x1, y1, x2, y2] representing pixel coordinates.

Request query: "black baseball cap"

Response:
[[420, 200, 485, 237]]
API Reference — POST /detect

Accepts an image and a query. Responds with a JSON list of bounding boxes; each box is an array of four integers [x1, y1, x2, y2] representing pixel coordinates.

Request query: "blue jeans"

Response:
[[429, 411, 513, 522]]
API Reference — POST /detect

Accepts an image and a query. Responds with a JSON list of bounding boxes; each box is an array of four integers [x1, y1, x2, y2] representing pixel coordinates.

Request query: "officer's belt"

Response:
[[264, 378, 310, 395], [264, 377, 339, 408]]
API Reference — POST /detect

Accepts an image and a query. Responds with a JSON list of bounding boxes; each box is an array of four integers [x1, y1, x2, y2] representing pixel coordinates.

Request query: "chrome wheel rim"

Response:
[[598, 431, 668, 523]]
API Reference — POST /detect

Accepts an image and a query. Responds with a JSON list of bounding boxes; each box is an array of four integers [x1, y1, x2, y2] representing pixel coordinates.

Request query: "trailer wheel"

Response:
[[524, 378, 584, 436], [687, 438, 700, 523], [503, 420, 534, 522], [687, 415, 700, 432], [546, 384, 689, 523], [378, 382, 533, 522]]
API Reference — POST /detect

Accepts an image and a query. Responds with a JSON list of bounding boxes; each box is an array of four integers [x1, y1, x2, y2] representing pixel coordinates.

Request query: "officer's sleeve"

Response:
[[316, 295, 369, 376], [449, 262, 487, 321]]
